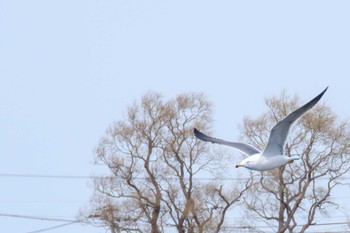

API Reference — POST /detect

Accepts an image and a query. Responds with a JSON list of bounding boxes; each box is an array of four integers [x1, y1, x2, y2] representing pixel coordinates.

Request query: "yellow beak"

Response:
[[235, 163, 243, 168]]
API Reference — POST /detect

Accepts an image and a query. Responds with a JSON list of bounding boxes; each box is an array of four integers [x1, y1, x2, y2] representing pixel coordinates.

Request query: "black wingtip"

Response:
[[312, 86, 328, 103], [321, 86, 329, 95], [193, 128, 210, 142], [193, 128, 202, 138]]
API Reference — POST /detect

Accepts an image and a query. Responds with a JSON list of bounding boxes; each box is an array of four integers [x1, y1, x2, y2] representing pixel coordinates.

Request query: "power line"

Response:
[[221, 221, 350, 229], [0, 212, 348, 223], [1, 212, 349, 233], [0, 173, 91, 179], [1, 173, 350, 181], [1, 212, 349, 228], [27, 222, 79, 233], [0, 173, 253, 180], [0, 173, 250, 180], [0, 213, 78, 223], [314, 222, 350, 226], [0, 213, 87, 233]]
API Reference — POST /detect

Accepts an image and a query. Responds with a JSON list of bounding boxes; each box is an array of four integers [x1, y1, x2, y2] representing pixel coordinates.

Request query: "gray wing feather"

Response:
[[263, 87, 328, 157], [194, 128, 261, 156]]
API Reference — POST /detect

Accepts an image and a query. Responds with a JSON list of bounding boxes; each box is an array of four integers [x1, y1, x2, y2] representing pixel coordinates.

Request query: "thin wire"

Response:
[[0, 213, 77, 223], [315, 221, 350, 226], [0, 173, 91, 179], [0, 213, 349, 232], [221, 221, 350, 229], [26, 222, 79, 233], [0, 173, 252, 180], [0, 212, 347, 223], [1, 173, 350, 181], [1, 213, 348, 228]]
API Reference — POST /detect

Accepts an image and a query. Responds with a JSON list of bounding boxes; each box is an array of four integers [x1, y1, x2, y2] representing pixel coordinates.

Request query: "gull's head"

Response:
[[236, 156, 256, 169], [235, 154, 261, 169]]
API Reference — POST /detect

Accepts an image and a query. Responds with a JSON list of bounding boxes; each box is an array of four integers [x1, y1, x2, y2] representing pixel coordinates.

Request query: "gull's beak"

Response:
[[236, 163, 243, 168]]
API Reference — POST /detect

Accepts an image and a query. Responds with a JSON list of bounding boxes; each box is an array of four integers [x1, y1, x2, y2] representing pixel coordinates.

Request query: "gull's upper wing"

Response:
[[194, 128, 261, 156], [262, 87, 328, 157]]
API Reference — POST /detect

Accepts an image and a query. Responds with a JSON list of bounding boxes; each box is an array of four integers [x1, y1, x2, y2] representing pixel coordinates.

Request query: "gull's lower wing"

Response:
[[194, 128, 261, 156], [263, 87, 328, 157]]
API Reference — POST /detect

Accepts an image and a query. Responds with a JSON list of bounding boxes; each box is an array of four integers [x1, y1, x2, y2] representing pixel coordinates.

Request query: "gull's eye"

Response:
[[246, 161, 250, 164]]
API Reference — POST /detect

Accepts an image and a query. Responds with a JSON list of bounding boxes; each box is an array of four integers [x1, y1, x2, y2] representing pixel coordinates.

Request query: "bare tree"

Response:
[[239, 91, 350, 233], [83, 92, 252, 233]]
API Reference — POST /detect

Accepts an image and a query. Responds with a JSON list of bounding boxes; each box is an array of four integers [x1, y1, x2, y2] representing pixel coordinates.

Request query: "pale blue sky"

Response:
[[1, 1, 350, 232]]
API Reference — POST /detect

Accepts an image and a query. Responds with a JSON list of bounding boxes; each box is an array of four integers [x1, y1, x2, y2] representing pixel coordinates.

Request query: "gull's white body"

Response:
[[240, 153, 299, 171], [194, 87, 327, 171]]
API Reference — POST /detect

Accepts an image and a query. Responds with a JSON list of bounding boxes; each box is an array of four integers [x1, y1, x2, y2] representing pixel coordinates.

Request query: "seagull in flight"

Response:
[[194, 87, 328, 171]]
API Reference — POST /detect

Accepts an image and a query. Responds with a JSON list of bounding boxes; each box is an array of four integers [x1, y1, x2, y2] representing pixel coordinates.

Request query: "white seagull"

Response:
[[194, 87, 328, 171]]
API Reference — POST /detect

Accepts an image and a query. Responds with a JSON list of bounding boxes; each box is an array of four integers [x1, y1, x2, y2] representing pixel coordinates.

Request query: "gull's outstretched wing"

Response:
[[262, 87, 328, 157], [194, 128, 261, 156]]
